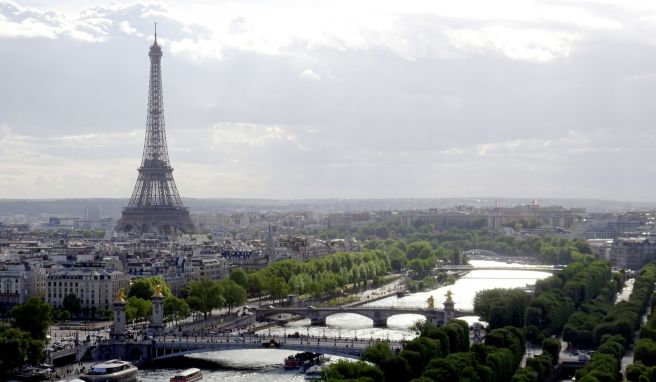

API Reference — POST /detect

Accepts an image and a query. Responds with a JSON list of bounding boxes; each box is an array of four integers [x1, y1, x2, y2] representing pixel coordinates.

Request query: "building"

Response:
[[190, 255, 228, 281], [126, 255, 193, 296], [610, 237, 656, 270], [46, 267, 129, 313], [401, 205, 585, 231], [0, 262, 46, 311]]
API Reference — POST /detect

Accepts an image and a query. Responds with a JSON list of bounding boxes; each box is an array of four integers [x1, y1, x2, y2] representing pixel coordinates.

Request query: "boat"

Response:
[[170, 368, 202, 382], [79, 359, 138, 382], [304, 365, 324, 380], [284, 352, 327, 370]]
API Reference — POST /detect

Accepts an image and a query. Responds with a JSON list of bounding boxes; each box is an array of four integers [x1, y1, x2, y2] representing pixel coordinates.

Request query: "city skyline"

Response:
[[2, 1, 656, 201]]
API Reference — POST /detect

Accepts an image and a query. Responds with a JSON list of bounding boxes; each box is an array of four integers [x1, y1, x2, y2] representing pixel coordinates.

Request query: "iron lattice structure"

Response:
[[116, 33, 195, 234]]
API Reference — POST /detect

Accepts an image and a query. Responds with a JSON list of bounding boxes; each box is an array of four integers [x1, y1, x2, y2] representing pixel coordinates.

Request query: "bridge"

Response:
[[436, 265, 557, 272], [94, 334, 404, 362], [255, 306, 473, 327]]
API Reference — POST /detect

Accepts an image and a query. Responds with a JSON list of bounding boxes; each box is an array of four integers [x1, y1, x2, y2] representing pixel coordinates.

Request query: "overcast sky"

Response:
[[1, 0, 656, 201]]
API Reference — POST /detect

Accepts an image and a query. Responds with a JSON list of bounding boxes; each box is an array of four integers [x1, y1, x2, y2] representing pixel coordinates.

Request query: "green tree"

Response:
[[635, 338, 656, 367], [10, 297, 51, 340], [362, 340, 393, 366], [265, 276, 290, 301], [229, 268, 249, 290], [221, 280, 247, 312], [247, 272, 266, 297], [0, 327, 31, 375], [186, 279, 225, 319], [126, 296, 152, 322], [62, 293, 82, 317], [164, 295, 190, 324], [128, 276, 171, 300]]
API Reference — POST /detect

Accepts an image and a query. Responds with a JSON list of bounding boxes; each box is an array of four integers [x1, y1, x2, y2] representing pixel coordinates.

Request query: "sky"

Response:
[[1, 0, 656, 201]]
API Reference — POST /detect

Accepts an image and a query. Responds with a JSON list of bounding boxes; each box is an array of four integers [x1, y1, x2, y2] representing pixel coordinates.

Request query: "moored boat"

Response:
[[79, 359, 138, 382], [284, 352, 327, 370], [170, 368, 202, 382], [304, 365, 324, 380]]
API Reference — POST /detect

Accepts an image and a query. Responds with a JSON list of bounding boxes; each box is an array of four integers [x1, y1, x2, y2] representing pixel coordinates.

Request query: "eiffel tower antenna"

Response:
[[116, 28, 195, 235]]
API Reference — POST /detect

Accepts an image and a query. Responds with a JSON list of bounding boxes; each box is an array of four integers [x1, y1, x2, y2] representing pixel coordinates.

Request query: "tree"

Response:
[[128, 276, 171, 300], [0, 327, 31, 375], [247, 272, 266, 297], [164, 295, 190, 324], [126, 297, 152, 322], [10, 297, 51, 340], [221, 280, 247, 312], [185, 279, 224, 319], [265, 276, 289, 301], [362, 341, 393, 366], [229, 268, 249, 289], [635, 339, 656, 367], [62, 294, 82, 317]]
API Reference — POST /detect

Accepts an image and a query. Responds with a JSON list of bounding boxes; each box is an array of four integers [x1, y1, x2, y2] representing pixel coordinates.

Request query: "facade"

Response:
[[0, 262, 46, 311], [126, 255, 193, 296], [610, 237, 656, 270], [190, 255, 228, 280], [46, 267, 129, 312], [401, 205, 585, 231]]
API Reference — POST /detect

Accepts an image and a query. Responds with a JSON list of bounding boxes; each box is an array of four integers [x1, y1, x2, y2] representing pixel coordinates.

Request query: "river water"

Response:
[[139, 260, 551, 381]]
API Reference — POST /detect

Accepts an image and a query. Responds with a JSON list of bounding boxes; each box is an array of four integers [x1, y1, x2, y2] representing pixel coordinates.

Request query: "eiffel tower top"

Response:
[[150, 22, 161, 56]]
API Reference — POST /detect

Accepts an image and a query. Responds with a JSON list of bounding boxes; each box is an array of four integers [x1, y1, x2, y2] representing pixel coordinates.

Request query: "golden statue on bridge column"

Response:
[[154, 283, 164, 297], [445, 290, 454, 303], [426, 295, 435, 309], [115, 288, 126, 302]]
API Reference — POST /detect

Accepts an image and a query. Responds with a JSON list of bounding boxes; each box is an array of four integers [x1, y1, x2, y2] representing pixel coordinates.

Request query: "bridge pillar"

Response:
[[425, 312, 443, 326], [372, 311, 387, 327], [310, 317, 326, 326], [149, 289, 165, 336], [111, 297, 127, 341], [443, 291, 455, 324]]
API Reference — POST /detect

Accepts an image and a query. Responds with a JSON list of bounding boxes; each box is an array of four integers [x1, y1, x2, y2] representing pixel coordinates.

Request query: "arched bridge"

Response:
[[94, 335, 404, 362], [436, 265, 557, 272], [255, 306, 473, 327]]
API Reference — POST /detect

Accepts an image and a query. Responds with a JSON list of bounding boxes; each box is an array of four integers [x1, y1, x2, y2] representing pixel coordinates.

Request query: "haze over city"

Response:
[[2, 0, 656, 201]]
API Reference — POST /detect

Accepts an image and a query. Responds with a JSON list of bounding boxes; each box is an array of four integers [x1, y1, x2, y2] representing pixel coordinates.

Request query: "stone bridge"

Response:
[[436, 265, 557, 272], [94, 336, 404, 362], [255, 306, 472, 327]]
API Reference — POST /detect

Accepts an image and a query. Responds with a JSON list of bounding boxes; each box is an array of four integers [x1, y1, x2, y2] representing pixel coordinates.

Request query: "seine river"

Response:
[[139, 260, 551, 381]]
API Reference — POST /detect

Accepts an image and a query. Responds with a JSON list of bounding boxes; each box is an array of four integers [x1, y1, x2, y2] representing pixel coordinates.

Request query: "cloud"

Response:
[[1, 1, 656, 200], [446, 27, 579, 62], [209, 123, 296, 147], [300, 68, 320, 81], [118, 20, 141, 36]]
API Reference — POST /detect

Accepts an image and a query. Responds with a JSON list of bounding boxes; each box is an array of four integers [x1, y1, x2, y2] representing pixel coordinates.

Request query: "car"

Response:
[[234, 336, 244, 342]]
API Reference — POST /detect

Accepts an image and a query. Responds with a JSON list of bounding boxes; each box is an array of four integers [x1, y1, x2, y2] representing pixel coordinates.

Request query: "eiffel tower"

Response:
[[116, 27, 195, 234]]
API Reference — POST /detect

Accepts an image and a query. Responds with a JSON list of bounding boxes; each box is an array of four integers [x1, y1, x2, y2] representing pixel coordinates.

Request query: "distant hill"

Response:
[[0, 197, 654, 218]]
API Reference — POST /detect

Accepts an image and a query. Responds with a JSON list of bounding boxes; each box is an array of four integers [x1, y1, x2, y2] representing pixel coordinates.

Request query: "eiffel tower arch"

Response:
[[116, 28, 195, 234]]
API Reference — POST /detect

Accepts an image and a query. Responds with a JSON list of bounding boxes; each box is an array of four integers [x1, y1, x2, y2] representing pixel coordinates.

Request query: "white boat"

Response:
[[80, 359, 138, 382], [304, 365, 324, 380], [170, 368, 203, 382]]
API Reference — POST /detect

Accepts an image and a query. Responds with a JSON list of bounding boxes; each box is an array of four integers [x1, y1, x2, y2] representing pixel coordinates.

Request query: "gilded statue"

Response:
[[116, 288, 126, 302], [154, 283, 163, 296], [426, 295, 435, 309], [445, 290, 454, 303]]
